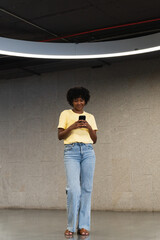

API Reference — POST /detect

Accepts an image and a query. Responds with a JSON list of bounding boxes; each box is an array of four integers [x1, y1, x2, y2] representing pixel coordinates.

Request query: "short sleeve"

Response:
[[90, 114, 98, 131], [57, 111, 67, 129]]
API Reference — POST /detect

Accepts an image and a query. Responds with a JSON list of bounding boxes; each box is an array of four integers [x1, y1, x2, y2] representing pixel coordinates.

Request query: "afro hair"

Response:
[[67, 87, 90, 106]]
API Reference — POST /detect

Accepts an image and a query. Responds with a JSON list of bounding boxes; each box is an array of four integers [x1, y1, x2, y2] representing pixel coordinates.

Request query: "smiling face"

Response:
[[72, 97, 85, 113]]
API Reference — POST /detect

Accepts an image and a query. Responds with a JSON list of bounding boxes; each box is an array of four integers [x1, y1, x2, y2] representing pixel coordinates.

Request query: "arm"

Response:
[[88, 128, 97, 144], [58, 120, 97, 144], [58, 121, 85, 140], [58, 126, 72, 140], [80, 120, 97, 144]]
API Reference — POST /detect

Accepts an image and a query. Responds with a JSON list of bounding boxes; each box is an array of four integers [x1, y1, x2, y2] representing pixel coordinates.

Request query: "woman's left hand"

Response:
[[79, 120, 91, 129]]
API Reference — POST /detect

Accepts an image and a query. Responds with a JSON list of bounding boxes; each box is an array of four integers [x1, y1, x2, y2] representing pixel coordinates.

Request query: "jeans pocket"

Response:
[[86, 144, 93, 150], [64, 143, 75, 152]]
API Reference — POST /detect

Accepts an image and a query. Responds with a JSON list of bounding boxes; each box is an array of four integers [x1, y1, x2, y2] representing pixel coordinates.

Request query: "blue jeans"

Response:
[[64, 142, 96, 232]]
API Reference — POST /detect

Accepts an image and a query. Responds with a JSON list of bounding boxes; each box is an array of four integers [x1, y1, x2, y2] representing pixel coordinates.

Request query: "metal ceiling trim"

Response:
[[0, 33, 160, 59]]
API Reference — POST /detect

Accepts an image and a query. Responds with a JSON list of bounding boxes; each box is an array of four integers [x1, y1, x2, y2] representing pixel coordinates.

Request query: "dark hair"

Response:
[[67, 87, 90, 106]]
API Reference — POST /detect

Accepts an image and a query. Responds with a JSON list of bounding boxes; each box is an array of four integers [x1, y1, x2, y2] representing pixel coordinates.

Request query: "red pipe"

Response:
[[40, 18, 160, 42]]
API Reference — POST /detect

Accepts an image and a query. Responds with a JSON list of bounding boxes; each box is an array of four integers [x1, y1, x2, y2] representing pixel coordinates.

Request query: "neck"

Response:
[[72, 108, 84, 114]]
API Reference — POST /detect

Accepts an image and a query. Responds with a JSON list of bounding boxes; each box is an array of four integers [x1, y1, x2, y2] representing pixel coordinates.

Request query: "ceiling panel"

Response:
[[0, 0, 159, 79]]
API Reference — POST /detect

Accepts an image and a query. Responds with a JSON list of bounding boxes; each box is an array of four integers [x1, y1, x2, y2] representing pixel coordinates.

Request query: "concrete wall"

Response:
[[0, 56, 160, 211]]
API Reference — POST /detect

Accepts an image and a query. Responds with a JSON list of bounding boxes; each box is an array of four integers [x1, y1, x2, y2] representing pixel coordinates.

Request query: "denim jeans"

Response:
[[64, 142, 96, 232]]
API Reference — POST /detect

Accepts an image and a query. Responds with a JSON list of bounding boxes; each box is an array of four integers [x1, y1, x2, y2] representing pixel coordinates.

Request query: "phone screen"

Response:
[[79, 115, 86, 121]]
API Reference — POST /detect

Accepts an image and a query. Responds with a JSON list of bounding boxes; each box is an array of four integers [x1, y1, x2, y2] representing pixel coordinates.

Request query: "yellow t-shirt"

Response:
[[58, 109, 98, 144]]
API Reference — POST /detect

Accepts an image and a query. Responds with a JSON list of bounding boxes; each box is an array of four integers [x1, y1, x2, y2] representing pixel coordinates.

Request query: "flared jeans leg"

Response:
[[64, 143, 95, 232]]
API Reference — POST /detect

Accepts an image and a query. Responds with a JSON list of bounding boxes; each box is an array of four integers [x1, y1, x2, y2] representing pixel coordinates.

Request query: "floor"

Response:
[[0, 209, 160, 240]]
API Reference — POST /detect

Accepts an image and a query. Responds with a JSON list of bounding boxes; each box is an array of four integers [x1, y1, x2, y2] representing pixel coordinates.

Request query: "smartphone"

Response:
[[79, 115, 86, 121]]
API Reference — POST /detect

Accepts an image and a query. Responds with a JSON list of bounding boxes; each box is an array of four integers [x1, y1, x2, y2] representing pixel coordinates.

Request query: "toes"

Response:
[[78, 228, 89, 236], [65, 230, 73, 236]]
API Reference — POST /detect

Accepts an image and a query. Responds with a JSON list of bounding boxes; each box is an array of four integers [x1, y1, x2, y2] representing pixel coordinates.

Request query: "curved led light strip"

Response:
[[0, 33, 160, 59]]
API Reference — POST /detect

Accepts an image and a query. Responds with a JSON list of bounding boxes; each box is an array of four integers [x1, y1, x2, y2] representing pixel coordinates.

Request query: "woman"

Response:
[[58, 87, 98, 237]]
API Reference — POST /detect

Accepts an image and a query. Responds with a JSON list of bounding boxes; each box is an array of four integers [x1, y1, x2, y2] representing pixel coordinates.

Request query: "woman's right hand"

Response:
[[70, 120, 85, 130], [58, 121, 85, 140]]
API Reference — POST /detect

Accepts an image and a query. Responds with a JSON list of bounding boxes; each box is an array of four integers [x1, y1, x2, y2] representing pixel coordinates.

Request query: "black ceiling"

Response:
[[0, 0, 160, 79]]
